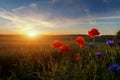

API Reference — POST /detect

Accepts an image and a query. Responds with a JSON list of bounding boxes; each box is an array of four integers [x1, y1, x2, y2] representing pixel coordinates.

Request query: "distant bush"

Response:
[[115, 30, 120, 41]]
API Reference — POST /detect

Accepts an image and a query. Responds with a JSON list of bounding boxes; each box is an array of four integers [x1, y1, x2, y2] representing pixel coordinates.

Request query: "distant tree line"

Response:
[[115, 30, 120, 42]]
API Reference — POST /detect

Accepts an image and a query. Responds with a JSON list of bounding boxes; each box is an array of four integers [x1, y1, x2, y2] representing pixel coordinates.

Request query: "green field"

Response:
[[0, 35, 120, 80]]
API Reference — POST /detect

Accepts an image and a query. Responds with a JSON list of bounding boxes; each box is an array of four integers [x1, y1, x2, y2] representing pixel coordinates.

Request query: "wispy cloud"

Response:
[[0, 3, 56, 34], [0, 3, 91, 34], [96, 16, 120, 19], [29, 3, 37, 8], [84, 8, 97, 26], [0, 2, 120, 35], [12, 6, 25, 12]]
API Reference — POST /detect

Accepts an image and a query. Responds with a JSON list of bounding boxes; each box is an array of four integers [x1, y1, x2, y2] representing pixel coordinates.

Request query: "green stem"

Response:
[[110, 47, 116, 64], [93, 37, 96, 47]]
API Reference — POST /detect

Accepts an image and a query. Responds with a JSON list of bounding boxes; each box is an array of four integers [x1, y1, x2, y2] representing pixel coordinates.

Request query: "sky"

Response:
[[0, 0, 120, 35]]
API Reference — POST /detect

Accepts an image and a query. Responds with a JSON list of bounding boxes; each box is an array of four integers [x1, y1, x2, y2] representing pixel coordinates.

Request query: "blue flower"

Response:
[[106, 40, 115, 47], [108, 64, 120, 72], [89, 42, 94, 47], [95, 52, 103, 57]]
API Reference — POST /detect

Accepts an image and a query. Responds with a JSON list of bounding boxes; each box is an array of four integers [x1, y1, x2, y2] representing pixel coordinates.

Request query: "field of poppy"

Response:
[[0, 28, 120, 80]]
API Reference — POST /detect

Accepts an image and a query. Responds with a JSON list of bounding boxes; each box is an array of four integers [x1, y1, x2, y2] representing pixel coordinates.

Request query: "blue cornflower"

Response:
[[108, 64, 120, 72], [106, 40, 115, 47], [89, 42, 94, 47], [95, 52, 103, 57]]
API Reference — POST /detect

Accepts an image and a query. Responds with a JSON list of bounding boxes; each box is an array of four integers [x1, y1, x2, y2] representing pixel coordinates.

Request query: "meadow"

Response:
[[0, 34, 120, 80]]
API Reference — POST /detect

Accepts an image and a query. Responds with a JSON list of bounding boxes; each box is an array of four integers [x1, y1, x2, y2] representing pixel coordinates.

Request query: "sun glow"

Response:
[[26, 31, 38, 38]]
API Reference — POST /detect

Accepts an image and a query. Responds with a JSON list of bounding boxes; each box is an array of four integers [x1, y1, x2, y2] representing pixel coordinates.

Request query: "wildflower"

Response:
[[75, 36, 85, 44], [88, 31, 95, 38], [108, 64, 120, 72], [95, 52, 103, 57], [59, 44, 70, 53], [106, 40, 115, 47], [75, 56, 82, 61], [89, 42, 94, 47], [78, 43, 84, 48], [75, 36, 85, 48], [51, 40, 62, 48], [88, 28, 100, 38]]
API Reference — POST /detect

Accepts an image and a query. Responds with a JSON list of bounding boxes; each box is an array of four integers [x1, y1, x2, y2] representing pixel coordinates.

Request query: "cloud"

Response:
[[29, 3, 37, 8], [0, 3, 89, 30], [0, 2, 120, 35], [83, 8, 120, 24], [0, 6, 90, 34], [96, 16, 120, 19], [84, 8, 98, 26], [12, 6, 25, 12], [0, 4, 56, 34]]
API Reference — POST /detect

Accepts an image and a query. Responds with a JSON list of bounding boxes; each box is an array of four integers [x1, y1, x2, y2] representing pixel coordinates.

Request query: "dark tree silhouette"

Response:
[[115, 30, 120, 41]]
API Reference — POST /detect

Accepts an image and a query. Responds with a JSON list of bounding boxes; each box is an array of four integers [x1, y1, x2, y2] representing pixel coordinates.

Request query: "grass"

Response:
[[0, 35, 120, 80]]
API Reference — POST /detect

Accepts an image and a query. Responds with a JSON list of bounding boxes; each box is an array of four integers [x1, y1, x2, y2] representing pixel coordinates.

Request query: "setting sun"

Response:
[[26, 31, 38, 38]]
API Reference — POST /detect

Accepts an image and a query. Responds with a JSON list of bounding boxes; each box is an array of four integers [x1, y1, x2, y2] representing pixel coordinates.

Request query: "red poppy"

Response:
[[51, 40, 62, 48], [88, 28, 100, 38], [79, 43, 84, 48], [75, 36, 85, 48], [59, 44, 70, 53], [75, 56, 82, 61], [88, 31, 95, 38], [75, 36, 85, 44]]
